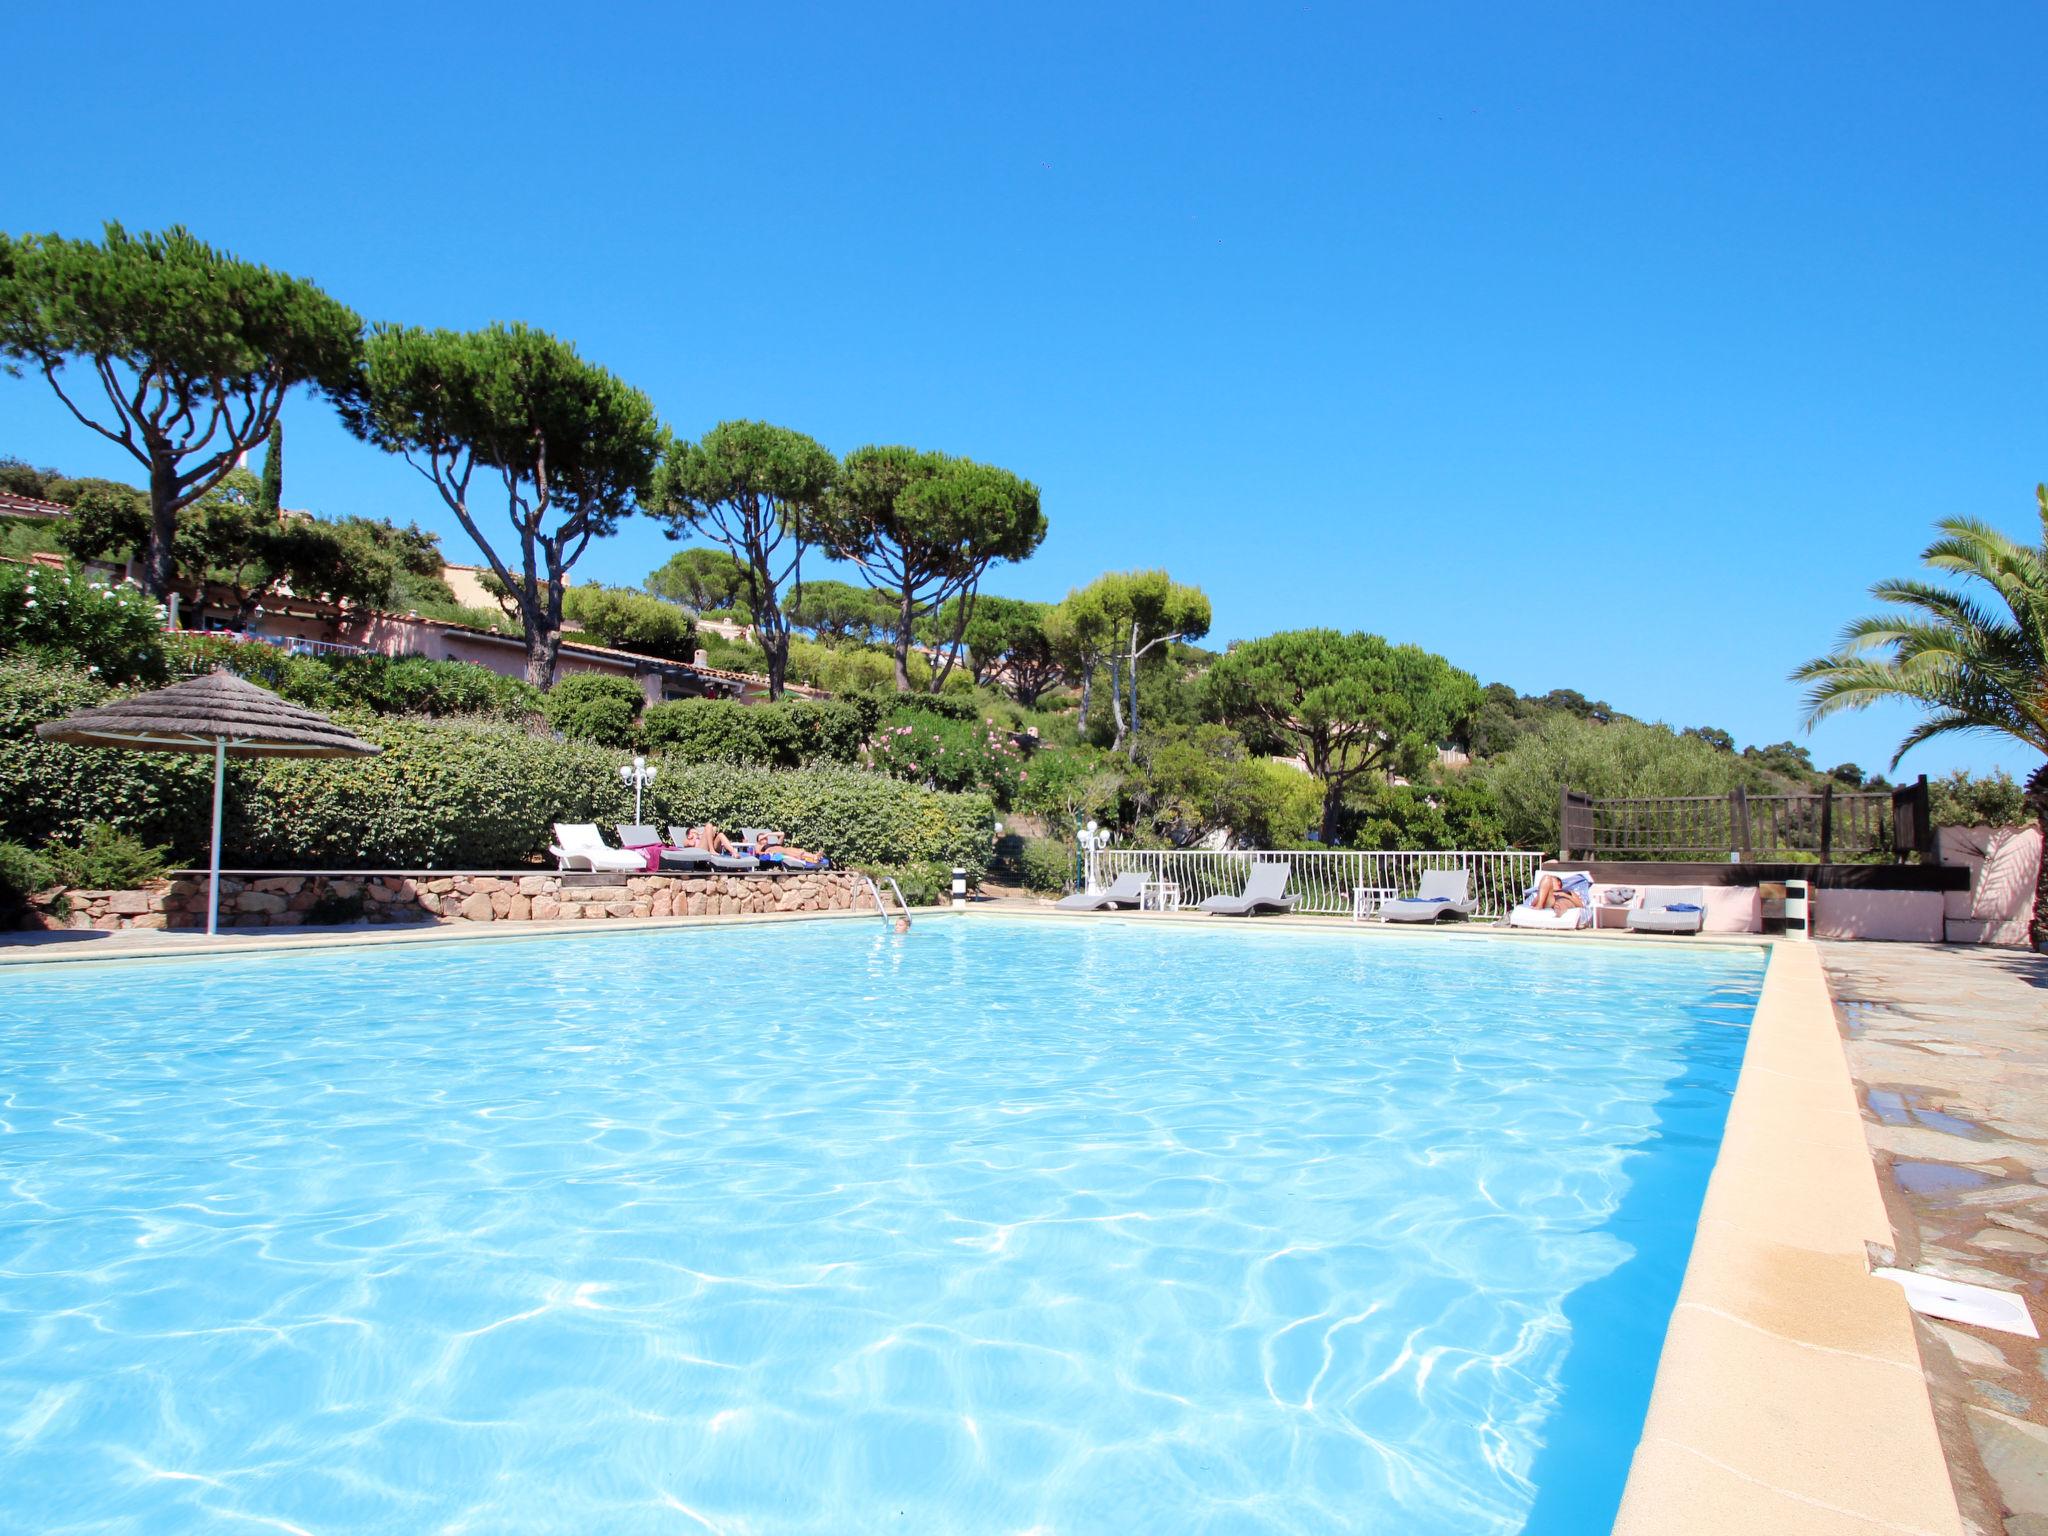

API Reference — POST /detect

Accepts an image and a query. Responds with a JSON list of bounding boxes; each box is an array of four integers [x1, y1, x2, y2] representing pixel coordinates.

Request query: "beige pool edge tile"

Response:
[[1615, 943, 1965, 1536]]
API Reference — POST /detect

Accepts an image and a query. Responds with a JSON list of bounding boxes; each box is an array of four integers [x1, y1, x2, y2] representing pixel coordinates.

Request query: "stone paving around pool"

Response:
[[1820, 942, 2048, 1536]]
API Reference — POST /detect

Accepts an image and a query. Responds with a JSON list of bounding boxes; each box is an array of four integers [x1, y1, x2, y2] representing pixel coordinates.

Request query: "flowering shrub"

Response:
[[0, 563, 168, 684], [864, 709, 1028, 808]]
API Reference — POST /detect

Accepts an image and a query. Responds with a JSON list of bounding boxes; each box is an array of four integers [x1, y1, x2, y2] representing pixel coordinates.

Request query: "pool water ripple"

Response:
[[0, 919, 1759, 1535]]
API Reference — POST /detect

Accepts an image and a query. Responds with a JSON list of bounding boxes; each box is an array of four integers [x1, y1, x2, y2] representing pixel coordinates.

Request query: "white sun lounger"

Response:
[[1055, 870, 1150, 911], [1198, 861, 1298, 917], [1504, 870, 1597, 930], [550, 823, 646, 872], [1380, 868, 1479, 923]]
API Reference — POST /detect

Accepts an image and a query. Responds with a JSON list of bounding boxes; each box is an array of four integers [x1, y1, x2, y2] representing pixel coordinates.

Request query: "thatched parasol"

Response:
[[37, 669, 381, 937]]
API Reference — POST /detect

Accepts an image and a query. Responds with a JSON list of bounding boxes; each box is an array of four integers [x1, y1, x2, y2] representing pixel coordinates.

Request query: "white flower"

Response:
[[22, 600, 35, 609]]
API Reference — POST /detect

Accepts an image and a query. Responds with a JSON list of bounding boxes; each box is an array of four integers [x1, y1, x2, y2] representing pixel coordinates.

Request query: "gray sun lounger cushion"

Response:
[[1198, 861, 1299, 916], [1055, 870, 1150, 910], [660, 827, 761, 872], [1626, 886, 1706, 934], [1380, 868, 1479, 923]]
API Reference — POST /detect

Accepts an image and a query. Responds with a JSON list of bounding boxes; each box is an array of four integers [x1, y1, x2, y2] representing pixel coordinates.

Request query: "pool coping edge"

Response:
[[1611, 940, 1964, 1536]]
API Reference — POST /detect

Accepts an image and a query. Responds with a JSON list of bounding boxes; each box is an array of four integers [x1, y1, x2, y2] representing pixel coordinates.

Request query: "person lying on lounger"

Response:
[[1526, 872, 1592, 912], [681, 824, 739, 856], [752, 830, 827, 865]]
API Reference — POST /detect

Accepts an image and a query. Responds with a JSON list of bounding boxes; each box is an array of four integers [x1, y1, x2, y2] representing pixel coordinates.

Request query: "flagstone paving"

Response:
[[1821, 941, 2048, 1536]]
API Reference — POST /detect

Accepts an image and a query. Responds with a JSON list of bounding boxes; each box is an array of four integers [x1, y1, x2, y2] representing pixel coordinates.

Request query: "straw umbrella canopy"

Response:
[[36, 669, 381, 936]]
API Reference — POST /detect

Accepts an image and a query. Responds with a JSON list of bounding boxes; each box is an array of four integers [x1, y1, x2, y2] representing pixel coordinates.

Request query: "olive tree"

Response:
[[0, 223, 363, 599], [347, 322, 663, 688], [651, 421, 836, 699], [1048, 570, 1210, 750], [817, 446, 1045, 691], [1207, 628, 1482, 844]]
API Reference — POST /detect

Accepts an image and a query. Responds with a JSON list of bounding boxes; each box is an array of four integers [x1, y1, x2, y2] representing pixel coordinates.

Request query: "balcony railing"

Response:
[[1086, 847, 1545, 918]]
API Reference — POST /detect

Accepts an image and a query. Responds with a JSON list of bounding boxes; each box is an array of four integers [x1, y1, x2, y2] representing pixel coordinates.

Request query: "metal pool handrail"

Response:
[[1085, 848, 1545, 919], [860, 876, 912, 927]]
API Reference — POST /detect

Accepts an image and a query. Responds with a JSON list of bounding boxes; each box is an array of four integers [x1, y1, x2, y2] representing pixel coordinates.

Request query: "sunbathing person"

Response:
[[1527, 872, 1591, 912], [754, 830, 827, 865], [680, 824, 739, 856]]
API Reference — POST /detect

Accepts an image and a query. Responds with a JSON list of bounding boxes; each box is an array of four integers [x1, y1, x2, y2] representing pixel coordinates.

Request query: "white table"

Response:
[[1141, 878, 1182, 912], [1352, 885, 1398, 922]]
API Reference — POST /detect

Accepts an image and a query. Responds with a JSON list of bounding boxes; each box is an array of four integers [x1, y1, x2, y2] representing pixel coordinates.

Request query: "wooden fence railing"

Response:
[[1559, 777, 1931, 862]]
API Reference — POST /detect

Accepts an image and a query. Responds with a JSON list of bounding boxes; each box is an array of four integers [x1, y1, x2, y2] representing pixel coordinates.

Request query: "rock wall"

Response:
[[37, 870, 871, 932]]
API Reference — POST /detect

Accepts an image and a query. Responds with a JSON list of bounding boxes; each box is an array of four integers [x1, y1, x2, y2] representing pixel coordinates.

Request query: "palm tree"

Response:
[[1792, 489, 2048, 950]]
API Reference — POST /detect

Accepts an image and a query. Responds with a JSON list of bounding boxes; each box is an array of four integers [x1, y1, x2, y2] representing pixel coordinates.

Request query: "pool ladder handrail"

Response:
[[861, 876, 912, 927]]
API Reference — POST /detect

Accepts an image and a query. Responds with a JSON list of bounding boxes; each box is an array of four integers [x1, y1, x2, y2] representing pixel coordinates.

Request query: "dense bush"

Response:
[[160, 634, 544, 721], [1929, 768, 2028, 829], [855, 860, 960, 907], [0, 839, 56, 921], [0, 658, 994, 875], [866, 709, 1027, 806], [1340, 778, 1509, 852], [562, 584, 697, 661], [542, 672, 644, 747], [639, 697, 868, 768], [0, 659, 214, 855], [44, 823, 174, 889], [1018, 836, 1074, 894], [0, 564, 169, 684], [1482, 714, 1748, 849], [326, 653, 543, 719]]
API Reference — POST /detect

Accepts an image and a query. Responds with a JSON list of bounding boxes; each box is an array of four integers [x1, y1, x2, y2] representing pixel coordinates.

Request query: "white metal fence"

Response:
[[1087, 848, 1545, 919]]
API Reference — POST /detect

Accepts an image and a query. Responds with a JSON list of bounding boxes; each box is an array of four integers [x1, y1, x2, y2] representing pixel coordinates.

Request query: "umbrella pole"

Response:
[[207, 738, 225, 938]]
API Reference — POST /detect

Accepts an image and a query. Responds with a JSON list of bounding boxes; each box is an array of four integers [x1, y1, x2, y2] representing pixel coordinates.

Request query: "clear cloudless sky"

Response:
[[4, 1, 2044, 779]]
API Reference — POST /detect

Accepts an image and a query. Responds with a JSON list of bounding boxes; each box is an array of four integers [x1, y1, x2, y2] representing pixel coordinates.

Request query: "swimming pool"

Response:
[[0, 917, 1762, 1534]]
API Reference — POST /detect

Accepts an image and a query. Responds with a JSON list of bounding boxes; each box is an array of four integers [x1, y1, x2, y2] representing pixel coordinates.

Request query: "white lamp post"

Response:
[[619, 754, 658, 823], [1078, 819, 1113, 892]]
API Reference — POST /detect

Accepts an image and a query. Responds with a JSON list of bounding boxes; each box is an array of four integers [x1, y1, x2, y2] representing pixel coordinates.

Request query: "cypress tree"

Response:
[[257, 419, 284, 515]]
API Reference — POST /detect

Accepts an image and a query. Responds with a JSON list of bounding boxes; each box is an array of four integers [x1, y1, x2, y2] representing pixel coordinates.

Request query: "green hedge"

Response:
[[0, 661, 993, 874], [162, 635, 544, 720], [0, 659, 215, 854], [640, 697, 869, 768]]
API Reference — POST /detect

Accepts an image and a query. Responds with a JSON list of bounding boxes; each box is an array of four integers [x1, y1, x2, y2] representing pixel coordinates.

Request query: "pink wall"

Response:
[[1813, 889, 1947, 943], [1937, 825, 2041, 947]]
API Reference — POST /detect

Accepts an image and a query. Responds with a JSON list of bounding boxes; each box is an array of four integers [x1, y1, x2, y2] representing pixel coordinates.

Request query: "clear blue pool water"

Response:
[[0, 918, 1761, 1535]]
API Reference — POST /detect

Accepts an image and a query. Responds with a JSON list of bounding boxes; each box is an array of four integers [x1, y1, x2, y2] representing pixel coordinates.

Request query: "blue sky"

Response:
[[5, 1, 2044, 779]]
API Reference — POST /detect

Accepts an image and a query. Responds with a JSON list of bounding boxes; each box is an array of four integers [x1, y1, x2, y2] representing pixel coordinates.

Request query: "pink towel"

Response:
[[625, 843, 662, 872]]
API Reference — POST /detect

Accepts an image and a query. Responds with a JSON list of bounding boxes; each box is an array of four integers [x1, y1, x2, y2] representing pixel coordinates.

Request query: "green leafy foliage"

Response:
[[0, 659, 992, 874], [0, 223, 366, 597], [650, 421, 837, 697], [639, 698, 868, 768], [1017, 836, 1074, 895], [1207, 629, 1482, 842], [257, 420, 284, 514], [44, 822, 173, 889], [854, 860, 960, 907], [542, 672, 644, 747], [646, 546, 752, 614], [817, 445, 1045, 691], [865, 709, 1028, 807], [1928, 768, 2027, 829], [1340, 778, 1510, 852], [0, 563, 169, 683], [1481, 713, 1748, 849], [785, 579, 896, 645], [0, 658, 215, 855], [349, 321, 665, 686], [561, 584, 696, 661], [0, 839, 56, 921]]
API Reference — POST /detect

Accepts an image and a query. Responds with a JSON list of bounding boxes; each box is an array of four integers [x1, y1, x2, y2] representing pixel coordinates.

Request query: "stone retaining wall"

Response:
[[36, 870, 871, 931]]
